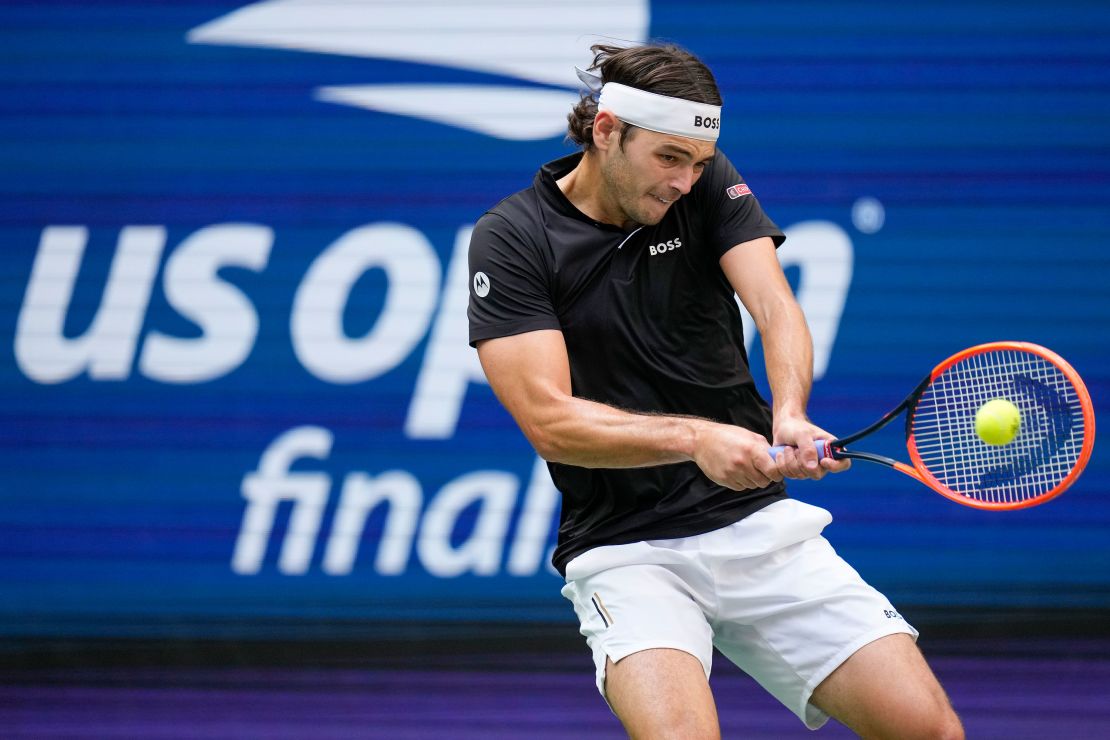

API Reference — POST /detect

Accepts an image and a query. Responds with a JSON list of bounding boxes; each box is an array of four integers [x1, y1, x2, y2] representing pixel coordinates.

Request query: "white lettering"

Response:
[[506, 457, 560, 576], [405, 226, 488, 439], [417, 470, 517, 577], [291, 223, 440, 383], [19, 219, 851, 389], [648, 237, 682, 257], [231, 426, 333, 575], [15, 226, 164, 383], [322, 470, 422, 576], [232, 430, 565, 578], [139, 224, 273, 383]]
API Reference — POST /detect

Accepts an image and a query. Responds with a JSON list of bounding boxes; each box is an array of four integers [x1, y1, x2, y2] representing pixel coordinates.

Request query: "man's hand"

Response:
[[692, 421, 785, 491], [771, 415, 852, 480]]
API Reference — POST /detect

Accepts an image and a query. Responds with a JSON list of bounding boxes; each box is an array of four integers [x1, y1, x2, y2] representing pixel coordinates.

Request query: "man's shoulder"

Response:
[[696, 149, 740, 190], [470, 178, 552, 267], [482, 184, 540, 225], [474, 159, 564, 246], [473, 187, 542, 255], [683, 149, 747, 213]]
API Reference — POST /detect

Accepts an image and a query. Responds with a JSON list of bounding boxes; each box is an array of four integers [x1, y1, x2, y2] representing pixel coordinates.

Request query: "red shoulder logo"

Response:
[[726, 183, 752, 199]]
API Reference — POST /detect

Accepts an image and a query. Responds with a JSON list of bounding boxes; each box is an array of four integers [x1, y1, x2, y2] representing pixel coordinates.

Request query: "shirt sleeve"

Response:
[[467, 210, 562, 347], [698, 150, 786, 259]]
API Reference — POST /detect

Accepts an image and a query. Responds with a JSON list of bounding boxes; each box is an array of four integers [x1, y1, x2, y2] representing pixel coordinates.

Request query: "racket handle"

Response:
[[768, 440, 829, 460]]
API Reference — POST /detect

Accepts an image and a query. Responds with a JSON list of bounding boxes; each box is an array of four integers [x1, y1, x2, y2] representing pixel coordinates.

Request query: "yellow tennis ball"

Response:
[[975, 398, 1021, 446]]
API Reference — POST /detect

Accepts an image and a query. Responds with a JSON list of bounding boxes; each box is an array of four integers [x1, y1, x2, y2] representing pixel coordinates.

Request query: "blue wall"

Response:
[[2, 1, 1108, 638]]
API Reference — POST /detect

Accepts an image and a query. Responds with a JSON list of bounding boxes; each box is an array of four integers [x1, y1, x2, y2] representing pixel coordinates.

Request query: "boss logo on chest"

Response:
[[648, 237, 683, 256]]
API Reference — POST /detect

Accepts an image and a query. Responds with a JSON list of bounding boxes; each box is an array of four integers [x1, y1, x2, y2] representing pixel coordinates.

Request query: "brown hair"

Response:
[[567, 43, 722, 152]]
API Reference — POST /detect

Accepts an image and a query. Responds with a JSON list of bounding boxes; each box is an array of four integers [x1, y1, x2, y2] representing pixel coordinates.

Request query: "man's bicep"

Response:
[[476, 329, 572, 434]]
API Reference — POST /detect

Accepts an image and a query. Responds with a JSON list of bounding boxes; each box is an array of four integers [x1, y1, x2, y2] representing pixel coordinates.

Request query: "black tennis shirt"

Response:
[[468, 150, 789, 575]]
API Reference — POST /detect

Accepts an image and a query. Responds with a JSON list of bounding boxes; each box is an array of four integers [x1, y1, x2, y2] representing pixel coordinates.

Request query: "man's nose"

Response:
[[669, 166, 697, 195]]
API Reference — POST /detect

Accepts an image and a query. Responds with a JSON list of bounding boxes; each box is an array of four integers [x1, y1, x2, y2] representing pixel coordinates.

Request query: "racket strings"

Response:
[[910, 349, 1086, 504]]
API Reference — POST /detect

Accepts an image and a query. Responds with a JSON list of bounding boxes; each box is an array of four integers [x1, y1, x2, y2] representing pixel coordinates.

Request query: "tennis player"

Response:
[[468, 42, 963, 739]]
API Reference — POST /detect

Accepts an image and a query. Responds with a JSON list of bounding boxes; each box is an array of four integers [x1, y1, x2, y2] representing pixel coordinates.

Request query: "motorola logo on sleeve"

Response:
[[472, 271, 491, 297]]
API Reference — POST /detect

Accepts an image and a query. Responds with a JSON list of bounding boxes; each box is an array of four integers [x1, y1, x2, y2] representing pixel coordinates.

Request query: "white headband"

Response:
[[597, 82, 722, 142]]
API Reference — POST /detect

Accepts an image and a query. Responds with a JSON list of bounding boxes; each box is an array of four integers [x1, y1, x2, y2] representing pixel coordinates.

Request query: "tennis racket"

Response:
[[769, 341, 1095, 510]]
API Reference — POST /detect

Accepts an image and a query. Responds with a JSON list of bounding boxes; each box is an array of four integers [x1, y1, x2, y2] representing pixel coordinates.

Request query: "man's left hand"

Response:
[[771, 416, 852, 480]]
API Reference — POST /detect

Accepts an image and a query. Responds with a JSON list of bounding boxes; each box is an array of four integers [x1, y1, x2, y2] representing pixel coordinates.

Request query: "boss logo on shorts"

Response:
[[693, 115, 720, 130], [648, 237, 683, 256], [883, 609, 905, 621]]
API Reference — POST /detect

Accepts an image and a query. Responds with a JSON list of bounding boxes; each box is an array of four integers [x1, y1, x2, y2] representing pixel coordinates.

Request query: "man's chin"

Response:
[[634, 201, 671, 226], [627, 213, 663, 228]]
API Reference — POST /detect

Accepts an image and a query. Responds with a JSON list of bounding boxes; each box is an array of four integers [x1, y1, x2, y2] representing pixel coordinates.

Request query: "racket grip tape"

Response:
[[767, 440, 829, 460]]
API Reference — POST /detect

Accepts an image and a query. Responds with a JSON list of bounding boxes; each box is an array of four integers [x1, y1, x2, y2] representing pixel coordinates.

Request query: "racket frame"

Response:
[[826, 341, 1094, 510]]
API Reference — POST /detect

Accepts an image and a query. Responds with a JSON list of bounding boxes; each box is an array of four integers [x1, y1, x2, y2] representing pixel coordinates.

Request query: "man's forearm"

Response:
[[760, 299, 815, 420], [528, 392, 782, 492], [529, 394, 707, 468]]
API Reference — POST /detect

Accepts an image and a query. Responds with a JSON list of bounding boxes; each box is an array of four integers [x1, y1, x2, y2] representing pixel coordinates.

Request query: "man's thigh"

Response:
[[712, 532, 917, 729], [606, 648, 720, 740], [811, 633, 964, 740], [561, 547, 717, 702], [561, 558, 721, 738]]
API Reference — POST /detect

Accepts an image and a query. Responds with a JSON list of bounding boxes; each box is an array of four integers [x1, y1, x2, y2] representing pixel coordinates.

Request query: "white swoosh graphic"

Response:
[[188, 0, 649, 140], [316, 85, 580, 141]]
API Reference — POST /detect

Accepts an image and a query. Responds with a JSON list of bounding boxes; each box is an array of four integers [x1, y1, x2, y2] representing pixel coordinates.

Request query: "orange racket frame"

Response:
[[902, 342, 1094, 509], [773, 342, 1095, 510]]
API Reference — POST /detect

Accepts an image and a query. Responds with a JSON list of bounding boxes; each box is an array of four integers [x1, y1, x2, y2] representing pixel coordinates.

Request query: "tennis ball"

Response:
[[975, 398, 1021, 446]]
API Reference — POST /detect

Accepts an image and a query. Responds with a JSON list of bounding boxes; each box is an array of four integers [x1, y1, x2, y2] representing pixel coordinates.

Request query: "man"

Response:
[[468, 43, 963, 739]]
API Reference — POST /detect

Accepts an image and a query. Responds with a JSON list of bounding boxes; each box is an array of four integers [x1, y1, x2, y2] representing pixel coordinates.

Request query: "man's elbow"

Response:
[[518, 413, 583, 464], [511, 391, 576, 463], [522, 423, 567, 463]]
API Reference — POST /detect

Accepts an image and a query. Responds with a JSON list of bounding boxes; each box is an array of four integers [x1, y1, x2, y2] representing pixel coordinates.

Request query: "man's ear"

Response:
[[592, 111, 620, 152]]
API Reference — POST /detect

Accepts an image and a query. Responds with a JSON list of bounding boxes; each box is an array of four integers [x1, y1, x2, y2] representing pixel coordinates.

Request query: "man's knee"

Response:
[[906, 700, 964, 740], [903, 664, 964, 740], [810, 634, 964, 739], [937, 710, 966, 740], [872, 688, 963, 740], [617, 708, 719, 740], [839, 701, 963, 740], [903, 713, 964, 740]]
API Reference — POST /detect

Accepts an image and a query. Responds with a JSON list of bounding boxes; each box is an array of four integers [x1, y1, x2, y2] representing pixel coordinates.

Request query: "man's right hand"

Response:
[[691, 421, 785, 491]]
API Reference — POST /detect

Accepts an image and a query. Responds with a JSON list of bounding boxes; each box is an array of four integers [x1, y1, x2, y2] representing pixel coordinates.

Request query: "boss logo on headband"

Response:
[[694, 115, 720, 130]]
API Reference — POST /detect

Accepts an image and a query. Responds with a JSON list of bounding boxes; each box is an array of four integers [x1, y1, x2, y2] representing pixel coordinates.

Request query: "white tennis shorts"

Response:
[[560, 498, 918, 730]]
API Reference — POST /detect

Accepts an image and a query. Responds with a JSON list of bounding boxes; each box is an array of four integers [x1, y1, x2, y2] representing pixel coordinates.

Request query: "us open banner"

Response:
[[2, 1, 1108, 638]]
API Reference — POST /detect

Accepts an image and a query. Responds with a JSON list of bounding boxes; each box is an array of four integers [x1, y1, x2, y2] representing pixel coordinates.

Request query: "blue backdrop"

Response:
[[2, 1, 1108, 638]]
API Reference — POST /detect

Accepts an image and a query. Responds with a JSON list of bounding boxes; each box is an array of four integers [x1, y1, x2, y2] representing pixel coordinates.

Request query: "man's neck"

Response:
[[556, 152, 629, 229]]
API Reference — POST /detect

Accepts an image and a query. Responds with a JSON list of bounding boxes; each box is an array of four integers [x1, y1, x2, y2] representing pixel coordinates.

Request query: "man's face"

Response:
[[600, 125, 716, 227]]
